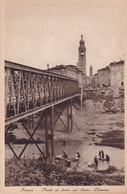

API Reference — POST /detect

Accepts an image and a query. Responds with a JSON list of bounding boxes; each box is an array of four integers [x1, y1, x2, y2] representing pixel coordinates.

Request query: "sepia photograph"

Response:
[[1, 0, 127, 193]]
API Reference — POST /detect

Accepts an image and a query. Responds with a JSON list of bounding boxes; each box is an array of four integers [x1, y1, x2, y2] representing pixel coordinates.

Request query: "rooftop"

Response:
[[98, 66, 110, 72], [48, 64, 83, 73], [110, 60, 124, 66]]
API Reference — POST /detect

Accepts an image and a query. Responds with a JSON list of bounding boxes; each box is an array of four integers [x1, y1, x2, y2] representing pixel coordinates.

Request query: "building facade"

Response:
[[94, 73, 98, 86], [97, 66, 110, 87], [48, 64, 83, 87], [93, 60, 124, 88], [109, 60, 124, 87]]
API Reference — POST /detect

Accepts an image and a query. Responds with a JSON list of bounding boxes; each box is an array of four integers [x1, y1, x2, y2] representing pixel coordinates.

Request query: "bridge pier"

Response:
[[51, 106, 54, 161], [54, 99, 73, 133], [45, 110, 49, 161], [80, 86, 83, 110], [67, 100, 69, 132], [28, 115, 34, 130], [70, 98, 73, 132], [67, 99, 73, 132]]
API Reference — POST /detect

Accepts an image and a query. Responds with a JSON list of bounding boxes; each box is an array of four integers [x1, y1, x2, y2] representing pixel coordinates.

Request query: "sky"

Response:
[[5, 1, 125, 75]]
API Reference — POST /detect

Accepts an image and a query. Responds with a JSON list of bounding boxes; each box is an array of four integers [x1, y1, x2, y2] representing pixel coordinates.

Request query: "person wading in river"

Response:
[[94, 156, 98, 168], [75, 151, 81, 159], [106, 154, 110, 162], [99, 151, 101, 159], [101, 150, 104, 159], [63, 140, 66, 146], [62, 150, 68, 159]]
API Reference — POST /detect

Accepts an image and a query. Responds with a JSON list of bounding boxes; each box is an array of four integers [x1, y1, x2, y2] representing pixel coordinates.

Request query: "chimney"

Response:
[[47, 64, 49, 69]]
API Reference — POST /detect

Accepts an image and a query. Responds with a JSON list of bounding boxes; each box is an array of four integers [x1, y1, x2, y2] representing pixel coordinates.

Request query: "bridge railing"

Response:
[[5, 61, 79, 119]]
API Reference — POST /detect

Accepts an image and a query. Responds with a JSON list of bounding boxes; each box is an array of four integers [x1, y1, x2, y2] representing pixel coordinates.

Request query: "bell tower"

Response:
[[78, 34, 86, 76], [90, 64, 93, 77]]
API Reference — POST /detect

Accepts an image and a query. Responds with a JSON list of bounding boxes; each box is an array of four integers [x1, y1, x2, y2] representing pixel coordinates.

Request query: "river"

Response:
[[5, 140, 124, 171]]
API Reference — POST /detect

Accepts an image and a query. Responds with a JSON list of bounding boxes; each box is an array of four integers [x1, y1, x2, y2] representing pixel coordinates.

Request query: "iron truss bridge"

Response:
[[5, 60, 80, 160]]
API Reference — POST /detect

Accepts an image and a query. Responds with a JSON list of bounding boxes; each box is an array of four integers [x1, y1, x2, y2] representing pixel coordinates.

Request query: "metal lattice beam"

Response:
[[5, 61, 79, 125]]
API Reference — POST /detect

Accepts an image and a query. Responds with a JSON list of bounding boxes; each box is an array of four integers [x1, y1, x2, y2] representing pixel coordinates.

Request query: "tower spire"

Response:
[[90, 64, 93, 77]]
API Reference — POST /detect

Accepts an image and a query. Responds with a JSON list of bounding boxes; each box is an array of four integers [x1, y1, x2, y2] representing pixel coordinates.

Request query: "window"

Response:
[[121, 82, 124, 86]]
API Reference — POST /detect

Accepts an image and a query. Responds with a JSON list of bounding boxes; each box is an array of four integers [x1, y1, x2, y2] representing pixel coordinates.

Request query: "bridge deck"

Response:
[[5, 93, 79, 125]]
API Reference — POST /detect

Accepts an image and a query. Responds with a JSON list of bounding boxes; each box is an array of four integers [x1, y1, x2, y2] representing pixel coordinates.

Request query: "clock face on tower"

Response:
[[80, 52, 84, 57]]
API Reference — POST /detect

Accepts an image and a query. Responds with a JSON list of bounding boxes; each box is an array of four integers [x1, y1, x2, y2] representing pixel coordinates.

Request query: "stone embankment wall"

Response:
[[83, 87, 124, 113], [83, 98, 124, 113], [84, 87, 124, 100]]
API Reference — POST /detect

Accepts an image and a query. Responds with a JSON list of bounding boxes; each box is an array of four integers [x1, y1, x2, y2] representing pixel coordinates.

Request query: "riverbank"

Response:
[[54, 99, 124, 149], [5, 157, 124, 186], [95, 130, 124, 149]]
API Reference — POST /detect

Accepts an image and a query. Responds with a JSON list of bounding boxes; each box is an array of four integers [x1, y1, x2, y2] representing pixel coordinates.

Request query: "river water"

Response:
[[5, 140, 124, 171]]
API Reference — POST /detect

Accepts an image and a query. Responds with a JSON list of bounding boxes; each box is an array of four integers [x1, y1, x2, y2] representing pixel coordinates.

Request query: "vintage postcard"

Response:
[[0, 0, 127, 194]]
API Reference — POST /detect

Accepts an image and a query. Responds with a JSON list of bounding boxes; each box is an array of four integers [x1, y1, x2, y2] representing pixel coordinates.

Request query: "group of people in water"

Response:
[[60, 148, 110, 169], [62, 150, 81, 160], [94, 150, 110, 167]]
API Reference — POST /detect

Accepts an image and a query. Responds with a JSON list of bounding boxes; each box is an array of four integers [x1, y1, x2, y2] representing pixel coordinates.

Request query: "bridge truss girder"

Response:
[[5, 99, 73, 161], [5, 61, 78, 121]]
